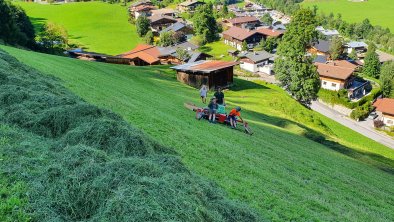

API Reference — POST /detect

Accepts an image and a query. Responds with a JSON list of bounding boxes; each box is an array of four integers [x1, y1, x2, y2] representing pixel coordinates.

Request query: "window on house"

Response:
[[332, 83, 337, 87], [323, 81, 327, 85], [388, 120, 393, 124]]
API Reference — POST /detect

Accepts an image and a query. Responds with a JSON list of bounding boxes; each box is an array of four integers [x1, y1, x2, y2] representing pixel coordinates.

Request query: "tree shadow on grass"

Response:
[[230, 78, 271, 91], [29, 17, 47, 32], [199, 45, 212, 53], [244, 108, 394, 175]]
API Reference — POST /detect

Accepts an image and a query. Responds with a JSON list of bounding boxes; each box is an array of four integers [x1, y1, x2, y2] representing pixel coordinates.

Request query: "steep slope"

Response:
[[2, 45, 394, 221], [0, 50, 261, 221]]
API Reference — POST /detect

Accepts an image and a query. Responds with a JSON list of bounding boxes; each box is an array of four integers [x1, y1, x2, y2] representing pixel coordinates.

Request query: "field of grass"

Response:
[[302, 0, 394, 32], [199, 40, 235, 61], [16, 2, 141, 55], [1, 45, 394, 221]]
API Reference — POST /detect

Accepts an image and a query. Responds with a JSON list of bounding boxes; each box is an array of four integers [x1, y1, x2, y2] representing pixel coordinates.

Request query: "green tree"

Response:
[[144, 30, 154, 45], [193, 4, 219, 44], [159, 31, 176, 47], [241, 40, 248, 51], [363, 44, 381, 78], [275, 8, 320, 105], [261, 13, 273, 26], [176, 47, 190, 62], [348, 49, 358, 60], [380, 61, 394, 98], [329, 36, 343, 60], [37, 22, 68, 50], [136, 16, 150, 37], [263, 37, 277, 53]]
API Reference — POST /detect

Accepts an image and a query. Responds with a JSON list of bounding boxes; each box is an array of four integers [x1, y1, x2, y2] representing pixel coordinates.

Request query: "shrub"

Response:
[[350, 102, 373, 121], [374, 120, 384, 128]]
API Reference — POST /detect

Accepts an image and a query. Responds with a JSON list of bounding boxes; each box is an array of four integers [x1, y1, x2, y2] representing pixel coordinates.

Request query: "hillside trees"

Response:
[[363, 44, 381, 78], [329, 36, 343, 60], [0, 0, 35, 48], [275, 8, 320, 105], [261, 13, 273, 25], [136, 15, 150, 37], [193, 3, 219, 44], [380, 61, 394, 98]]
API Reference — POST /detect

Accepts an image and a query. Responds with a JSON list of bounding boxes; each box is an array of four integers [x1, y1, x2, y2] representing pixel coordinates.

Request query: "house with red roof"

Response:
[[315, 60, 357, 91], [222, 26, 284, 50], [373, 98, 394, 126], [223, 16, 260, 29], [171, 60, 238, 89]]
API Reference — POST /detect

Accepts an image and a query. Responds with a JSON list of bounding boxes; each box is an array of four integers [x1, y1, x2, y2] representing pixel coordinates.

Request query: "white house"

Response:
[[239, 51, 274, 74], [315, 60, 357, 91], [316, 26, 339, 38], [345, 41, 368, 54]]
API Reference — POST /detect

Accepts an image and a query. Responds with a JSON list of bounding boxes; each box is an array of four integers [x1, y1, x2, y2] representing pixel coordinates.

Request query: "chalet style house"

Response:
[[222, 26, 284, 50], [171, 60, 238, 89], [223, 16, 260, 29], [373, 98, 394, 127], [129, 0, 155, 18], [149, 15, 178, 32], [238, 50, 274, 74], [177, 0, 205, 12], [315, 60, 357, 91], [310, 40, 332, 57]]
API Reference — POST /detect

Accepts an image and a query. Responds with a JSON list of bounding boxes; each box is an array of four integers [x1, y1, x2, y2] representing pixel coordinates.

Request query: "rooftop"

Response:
[[222, 26, 256, 41], [312, 40, 331, 53], [160, 22, 187, 34], [373, 98, 394, 115], [346, 41, 368, 48], [226, 16, 259, 25], [149, 15, 177, 23], [119, 44, 170, 64], [315, 60, 357, 80], [179, 0, 204, 7], [239, 50, 273, 63], [171, 60, 238, 73], [255, 27, 285, 37]]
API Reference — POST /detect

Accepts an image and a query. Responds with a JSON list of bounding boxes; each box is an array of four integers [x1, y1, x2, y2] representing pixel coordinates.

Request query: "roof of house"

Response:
[[313, 55, 328, 63], [255, 27, 285, 37], [346, 41, 368, 48], [160, 22, 187, 34], [134, 5, 156, 12], [151, 8, 176, 16], [131, 0, 152, 7], [179, 0, 204, 7], [188, 52, 212, 63], [222, 26, 257, 41], [119, 44, 170, 64], [312, 40, 331, 53], [171, 60, 238, 73], [226, 16, 259, 25], [373, 98, 394, 115], [316, 26, 339, 36], [239, 50, 273, 63], [149, 15, 177, 24], [315, 60, 356, 80], [377, 50, 394, 63]]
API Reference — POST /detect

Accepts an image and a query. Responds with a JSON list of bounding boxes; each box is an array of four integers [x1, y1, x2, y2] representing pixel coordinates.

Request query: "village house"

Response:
[[310, 40, 332, 57], [377, 50, 394, 64], [316, 26, 339, 38], [149, 15, 178, 32], [345, 41, 368, 54], [159, 22, 193, 41], [171, 60, 238, 89], [373, 98, 394, 127], [315, 60, 357, 91], [151, 8, 177, 17], [116, 44, 176, 66], [223, 16, 260, 29], [222, 26, 284, 50], [129, 0, 155, 18], [238, 50, 274, 74], [177, 0, 205, 12]]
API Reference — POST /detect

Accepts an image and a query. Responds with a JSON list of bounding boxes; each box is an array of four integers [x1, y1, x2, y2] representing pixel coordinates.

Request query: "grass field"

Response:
[[16, 2, 141, 55], [302, 0, 394, 32], [2, 45, 394, 221], [199, 40, 235, 61]]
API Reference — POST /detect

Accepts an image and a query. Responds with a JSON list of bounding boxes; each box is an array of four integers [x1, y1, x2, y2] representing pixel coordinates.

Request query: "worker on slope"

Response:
[[228, 106, 243, 129]]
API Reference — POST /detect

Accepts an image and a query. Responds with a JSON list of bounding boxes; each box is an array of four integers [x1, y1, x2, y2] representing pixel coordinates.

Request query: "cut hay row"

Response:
[[0, 50, 262, 221]]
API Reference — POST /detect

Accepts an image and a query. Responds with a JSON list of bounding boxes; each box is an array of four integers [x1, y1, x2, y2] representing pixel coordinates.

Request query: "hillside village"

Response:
[[1, 0, 394, 221], [64, 0, 394, 134]]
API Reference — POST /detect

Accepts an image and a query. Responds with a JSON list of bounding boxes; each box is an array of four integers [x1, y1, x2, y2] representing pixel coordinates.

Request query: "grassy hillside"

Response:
[[302, 0, 394, 31], [16, 2, 141, 55], [0, 49, 260, 221], [2, 45, 394, 221]]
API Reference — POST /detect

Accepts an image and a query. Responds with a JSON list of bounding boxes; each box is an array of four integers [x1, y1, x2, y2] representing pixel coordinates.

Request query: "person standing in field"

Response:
[[208, 97, 218, 123], [214, 87, 225, 106], [199, 84, 208, 104]]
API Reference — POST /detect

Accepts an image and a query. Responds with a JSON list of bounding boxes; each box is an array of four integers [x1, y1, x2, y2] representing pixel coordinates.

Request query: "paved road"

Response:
[[310, 101, 394, 149]]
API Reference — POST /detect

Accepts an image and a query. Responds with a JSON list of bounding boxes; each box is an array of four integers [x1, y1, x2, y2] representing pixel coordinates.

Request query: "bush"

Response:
[[350, 102, 373, 121], [374, 120, 384, 128]]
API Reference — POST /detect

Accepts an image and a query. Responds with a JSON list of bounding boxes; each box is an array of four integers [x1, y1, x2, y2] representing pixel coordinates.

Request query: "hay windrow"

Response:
[[0, 50, 263, 221]]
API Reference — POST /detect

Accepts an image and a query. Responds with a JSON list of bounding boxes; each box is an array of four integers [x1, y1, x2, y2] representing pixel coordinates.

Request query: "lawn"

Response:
[[2, 45, 394, 221], [199, 40, 235, 61], [16, 2, 141, 55], [302, 0, 394, 32]]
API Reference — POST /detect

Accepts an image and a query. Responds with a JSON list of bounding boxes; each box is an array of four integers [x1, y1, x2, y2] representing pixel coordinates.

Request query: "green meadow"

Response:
[[302, 0, 394, 31], [2, 45, 393, 221], [15, 2, 141, 55]]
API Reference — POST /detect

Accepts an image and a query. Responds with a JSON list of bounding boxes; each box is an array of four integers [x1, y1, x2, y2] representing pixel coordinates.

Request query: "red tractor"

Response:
[[184, 102, 253, 135]]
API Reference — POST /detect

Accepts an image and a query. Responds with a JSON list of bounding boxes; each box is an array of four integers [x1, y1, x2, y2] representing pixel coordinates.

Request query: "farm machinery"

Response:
[[184, 102, 253, 135]]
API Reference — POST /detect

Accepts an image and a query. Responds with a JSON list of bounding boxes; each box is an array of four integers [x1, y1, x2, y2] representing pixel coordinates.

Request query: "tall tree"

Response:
[[159, 31, 176, 47], [241, 40, 248, 51], [263, 37, 277, 53], [261, 13, 273, 26], [192, 3, 219, 44], [275, 8, 320, 105], [37, 22, 68, 51], [329, 36, 343, 60], [144, 30, 154, 45], [363, 43, 381, 78], [136, 16, 150, 37], [380, 61, 394, 98]]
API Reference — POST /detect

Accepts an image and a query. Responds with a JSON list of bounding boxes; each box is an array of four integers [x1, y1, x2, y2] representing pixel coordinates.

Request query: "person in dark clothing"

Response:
[[208, 97, 218, 123], [214, 87, 225, 105]]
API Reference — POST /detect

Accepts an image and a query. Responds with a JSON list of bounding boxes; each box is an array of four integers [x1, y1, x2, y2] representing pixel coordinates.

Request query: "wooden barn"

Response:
[[171, 60, 238, 89]]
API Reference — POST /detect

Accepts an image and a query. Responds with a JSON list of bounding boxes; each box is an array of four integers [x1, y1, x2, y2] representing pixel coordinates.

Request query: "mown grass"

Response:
[[2, 45, 394, 221], [16, 2, 141, 55], [199, 40, 235, 61], [302, 0, 394, 32]]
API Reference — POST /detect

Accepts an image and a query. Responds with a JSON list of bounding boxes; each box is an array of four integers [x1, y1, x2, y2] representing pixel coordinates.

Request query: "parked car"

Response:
[[368, 112, 378, 120]]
